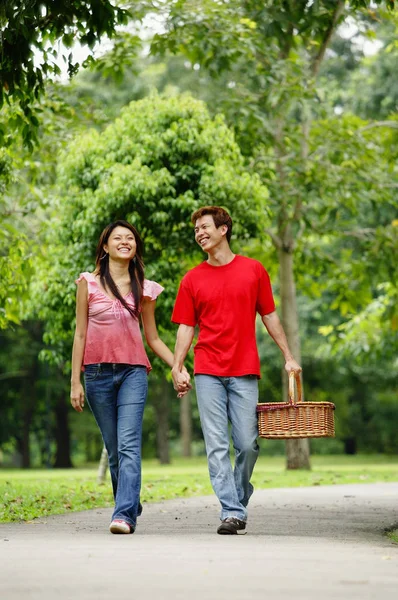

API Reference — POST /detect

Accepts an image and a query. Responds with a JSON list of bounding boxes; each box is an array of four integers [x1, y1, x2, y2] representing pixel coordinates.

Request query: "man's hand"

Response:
[[284, 358, 302, 374], [70, 382, 85, 412]]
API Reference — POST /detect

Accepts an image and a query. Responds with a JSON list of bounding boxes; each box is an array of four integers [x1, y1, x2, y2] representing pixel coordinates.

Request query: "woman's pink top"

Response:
[[76, 272, 164, 373]]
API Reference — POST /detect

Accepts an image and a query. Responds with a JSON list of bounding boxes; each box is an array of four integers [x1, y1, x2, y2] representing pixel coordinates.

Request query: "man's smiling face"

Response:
[[194, 215, 227, 253]]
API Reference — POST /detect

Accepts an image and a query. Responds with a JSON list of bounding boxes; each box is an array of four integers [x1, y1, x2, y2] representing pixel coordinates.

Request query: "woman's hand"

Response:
[[178, 372, 192, 398], [172, 367, 192, 398], [70, 382, 85, 412]]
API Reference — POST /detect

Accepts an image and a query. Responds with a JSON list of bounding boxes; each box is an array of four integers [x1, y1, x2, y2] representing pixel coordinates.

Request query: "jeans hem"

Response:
[[221, 511, 247, 522], [112, 515, 136, 528]]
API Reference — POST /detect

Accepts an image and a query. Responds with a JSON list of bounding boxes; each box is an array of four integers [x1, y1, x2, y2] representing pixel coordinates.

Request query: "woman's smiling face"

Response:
[[104, 226, 137, 261]]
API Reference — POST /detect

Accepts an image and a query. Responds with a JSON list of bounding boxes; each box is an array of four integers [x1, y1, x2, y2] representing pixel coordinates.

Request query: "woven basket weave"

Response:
[[257, 372, 335, 439]]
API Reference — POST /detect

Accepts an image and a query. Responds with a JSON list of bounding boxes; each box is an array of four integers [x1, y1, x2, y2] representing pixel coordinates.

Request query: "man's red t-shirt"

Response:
[[171, 255, 275, 377]]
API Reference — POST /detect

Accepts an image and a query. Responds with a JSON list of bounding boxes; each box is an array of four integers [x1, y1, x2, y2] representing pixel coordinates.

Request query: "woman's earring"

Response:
[[100, 252, 108, 261]]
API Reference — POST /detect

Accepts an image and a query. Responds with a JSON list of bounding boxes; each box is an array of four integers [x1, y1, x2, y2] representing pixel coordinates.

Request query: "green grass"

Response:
[[1, 454, 398, 523], [387, 529, 398, 544]]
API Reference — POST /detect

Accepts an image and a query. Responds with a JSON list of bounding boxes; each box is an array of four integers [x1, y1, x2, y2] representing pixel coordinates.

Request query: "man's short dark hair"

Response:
[[191, 206, 233, 243]]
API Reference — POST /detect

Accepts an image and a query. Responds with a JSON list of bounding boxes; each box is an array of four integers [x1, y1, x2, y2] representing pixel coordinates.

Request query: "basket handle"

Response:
[[288, 371, 302, 405]]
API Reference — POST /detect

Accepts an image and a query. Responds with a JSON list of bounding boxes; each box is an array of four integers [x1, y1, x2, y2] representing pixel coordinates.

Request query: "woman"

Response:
[[70, 220, 190, 534]]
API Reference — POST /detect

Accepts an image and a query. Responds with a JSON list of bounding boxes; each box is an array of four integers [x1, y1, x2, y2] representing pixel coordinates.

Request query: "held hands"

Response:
[[172, 366, 192, 398], [70, 382, 85, 412]]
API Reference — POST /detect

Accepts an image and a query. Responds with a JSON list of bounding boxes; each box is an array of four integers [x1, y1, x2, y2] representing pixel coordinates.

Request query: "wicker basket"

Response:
[[257, 372, 335, 439]]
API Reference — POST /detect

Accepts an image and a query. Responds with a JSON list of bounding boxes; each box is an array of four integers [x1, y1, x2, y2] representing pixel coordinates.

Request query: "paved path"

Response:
[[1, 483, 397, 600]]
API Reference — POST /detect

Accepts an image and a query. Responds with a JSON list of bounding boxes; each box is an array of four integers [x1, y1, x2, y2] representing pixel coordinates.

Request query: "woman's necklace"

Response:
[[114, 278, 131, 296]]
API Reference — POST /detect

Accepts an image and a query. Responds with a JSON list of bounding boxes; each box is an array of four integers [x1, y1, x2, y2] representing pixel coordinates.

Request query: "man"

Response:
[[171, 206, 301, 535]]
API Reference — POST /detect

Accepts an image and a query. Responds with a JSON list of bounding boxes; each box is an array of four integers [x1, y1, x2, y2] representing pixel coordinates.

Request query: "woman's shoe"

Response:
[[109, 519, 134, 534]]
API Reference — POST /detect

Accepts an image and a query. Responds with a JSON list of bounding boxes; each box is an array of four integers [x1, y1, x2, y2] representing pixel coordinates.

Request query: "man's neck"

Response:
[[207, 246, 236, 267]]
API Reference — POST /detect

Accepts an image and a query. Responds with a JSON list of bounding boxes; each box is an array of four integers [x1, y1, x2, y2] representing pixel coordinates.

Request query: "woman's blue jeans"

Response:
[[84, 363, 148, 528], [194, 374, 259, 522]]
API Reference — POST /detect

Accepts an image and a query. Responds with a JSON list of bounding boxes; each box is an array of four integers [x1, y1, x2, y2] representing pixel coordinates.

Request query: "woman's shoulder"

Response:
[[143, 279, 164, 300], [75, 272, 97, 285]]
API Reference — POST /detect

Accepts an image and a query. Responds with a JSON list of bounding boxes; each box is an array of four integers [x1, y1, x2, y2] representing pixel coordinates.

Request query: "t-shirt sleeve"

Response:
[[256, 265, 276, 316], [171, 277, 197, 327], [143, 279, 164, 300]]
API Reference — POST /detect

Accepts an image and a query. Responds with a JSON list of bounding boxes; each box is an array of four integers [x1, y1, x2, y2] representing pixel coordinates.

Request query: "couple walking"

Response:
[[70, 206, 301, 535]]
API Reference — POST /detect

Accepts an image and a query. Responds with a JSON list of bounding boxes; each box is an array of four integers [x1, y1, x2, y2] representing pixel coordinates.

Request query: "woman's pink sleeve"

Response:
[[143, 279, 164, 300], [75, 272, 90, 285]]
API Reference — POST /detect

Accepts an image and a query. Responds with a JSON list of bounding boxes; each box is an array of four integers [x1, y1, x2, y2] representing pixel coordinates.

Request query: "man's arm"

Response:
[[172, 324, 195, 391], [261, 311, 301, 373]]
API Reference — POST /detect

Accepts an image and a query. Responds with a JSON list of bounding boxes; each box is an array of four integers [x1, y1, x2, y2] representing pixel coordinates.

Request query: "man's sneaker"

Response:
[[109, 519, 134, 534], [217, 517, 247, 535]]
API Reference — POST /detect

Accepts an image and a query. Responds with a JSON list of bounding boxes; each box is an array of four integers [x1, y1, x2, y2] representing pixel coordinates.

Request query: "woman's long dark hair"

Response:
[[94, 220, 145, 319]]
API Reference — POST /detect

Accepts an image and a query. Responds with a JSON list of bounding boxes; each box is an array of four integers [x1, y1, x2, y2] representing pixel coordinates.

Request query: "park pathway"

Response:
[[1, 482, 397, 600]]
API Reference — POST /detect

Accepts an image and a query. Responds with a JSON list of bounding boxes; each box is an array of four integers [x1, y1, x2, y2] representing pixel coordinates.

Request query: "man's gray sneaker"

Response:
[[217, 517, 247, 535]]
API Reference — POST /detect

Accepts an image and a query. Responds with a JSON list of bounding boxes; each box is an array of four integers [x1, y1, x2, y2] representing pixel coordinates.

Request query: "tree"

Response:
[[0, 0, 133, 147], [2, 24, 397, 466], [31, 92, 269, 460], [0, 148, 33, 328], [150, 0, 397, 468], [324, 13, 398, 119], [0, 321, 77, 468], [0, 82, 98, 329]]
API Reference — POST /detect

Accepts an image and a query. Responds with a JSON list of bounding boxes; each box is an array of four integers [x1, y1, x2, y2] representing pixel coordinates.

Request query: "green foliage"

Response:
[[323, 12, 398, 119], [2, 0, 397, 468], [0, 322, 76, 470], [319, 283, 398, 364], [0, 233, 31, 328], [150, 0, 398, 374], [387, 529, 398, 543], [0, 146, 12, 192], [0, 83, 97, 330], [0, 148, 33, 328], [294, 115, 398, 364], [151, 1, 395, 140], [0, 325, 45, 448], [354, 34, 398, 118], [32, 92, 269, 366], [0, 0, 131, 147], [86, 31, 143, 83]]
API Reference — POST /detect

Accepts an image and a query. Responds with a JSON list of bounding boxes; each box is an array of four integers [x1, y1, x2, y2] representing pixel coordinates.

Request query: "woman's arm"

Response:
[[171, 324, 195, 390], [141, 298, 191, 394], [70, 279, 88, 412], [141, 298, 174, 367]]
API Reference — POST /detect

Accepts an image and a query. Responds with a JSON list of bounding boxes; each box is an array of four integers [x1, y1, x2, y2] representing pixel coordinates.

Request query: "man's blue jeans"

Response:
[[194, 374, 259, 522], [84, 363, 148, 528]]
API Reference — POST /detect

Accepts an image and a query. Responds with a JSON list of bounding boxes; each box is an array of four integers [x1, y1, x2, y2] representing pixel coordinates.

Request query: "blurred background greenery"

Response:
[[0, 1, 397, 474]]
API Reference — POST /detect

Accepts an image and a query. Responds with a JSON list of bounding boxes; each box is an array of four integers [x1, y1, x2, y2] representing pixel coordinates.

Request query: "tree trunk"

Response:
[[19, 416, 31, 468], [179, 392, 192, 457], [20, 379, 35, 468], [153, 378, 170, 464], [279, 248, 311, 470], [19, 345, 40, 468], [344, 438, 357, 455], [97, 446, 108, 483], [53, 392, 73, 468]]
